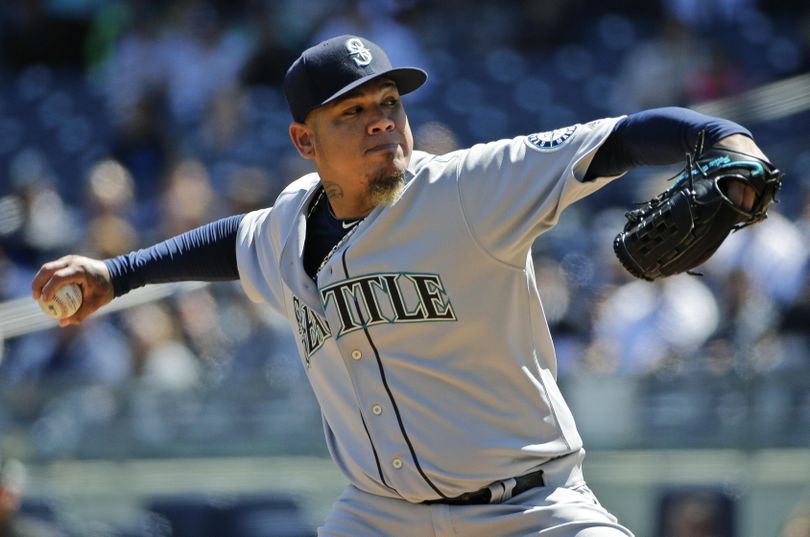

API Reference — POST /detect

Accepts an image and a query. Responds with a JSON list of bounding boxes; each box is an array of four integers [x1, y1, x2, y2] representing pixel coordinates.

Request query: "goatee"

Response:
[[368, 171, 406, 207]]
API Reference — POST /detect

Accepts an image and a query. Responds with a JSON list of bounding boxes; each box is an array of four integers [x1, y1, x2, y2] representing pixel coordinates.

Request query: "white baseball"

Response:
[[38, 283, 83, 320]]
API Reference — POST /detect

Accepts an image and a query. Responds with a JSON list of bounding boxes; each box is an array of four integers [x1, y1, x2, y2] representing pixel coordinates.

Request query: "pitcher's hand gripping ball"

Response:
[[38, 283, 83, 319], [613, 133, 783, 281]]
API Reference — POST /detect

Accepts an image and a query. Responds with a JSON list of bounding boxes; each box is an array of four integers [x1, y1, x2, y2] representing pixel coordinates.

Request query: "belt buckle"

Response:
[[486, 477, 518, 503], [424, 469, 543, 506]]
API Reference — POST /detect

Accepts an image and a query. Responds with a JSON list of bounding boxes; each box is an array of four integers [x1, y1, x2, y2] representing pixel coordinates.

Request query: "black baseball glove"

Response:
[[613, 133, 783, 281]]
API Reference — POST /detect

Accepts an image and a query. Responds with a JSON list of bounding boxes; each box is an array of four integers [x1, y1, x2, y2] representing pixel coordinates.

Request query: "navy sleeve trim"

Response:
[[586, 107, 752, 179], [104, 214, 245, 297]]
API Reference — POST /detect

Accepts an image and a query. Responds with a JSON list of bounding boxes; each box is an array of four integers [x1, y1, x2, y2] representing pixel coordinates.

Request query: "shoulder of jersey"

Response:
[[408, 150, 435, 172], [408, 149, 464, 173], [282, 173, 321, 196], [266, 173, 320, 220]]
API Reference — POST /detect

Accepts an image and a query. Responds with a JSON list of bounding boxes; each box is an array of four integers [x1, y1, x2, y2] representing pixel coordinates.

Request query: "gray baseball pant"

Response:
[[318, 449, 635, 537]]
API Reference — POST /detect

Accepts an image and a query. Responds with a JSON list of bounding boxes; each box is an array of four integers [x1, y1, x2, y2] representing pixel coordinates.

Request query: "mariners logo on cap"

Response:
[[346, 38, 372, 67]]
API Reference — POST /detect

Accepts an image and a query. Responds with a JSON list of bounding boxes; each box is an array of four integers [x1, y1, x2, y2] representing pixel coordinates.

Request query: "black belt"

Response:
[[423, 469, 545, 505]]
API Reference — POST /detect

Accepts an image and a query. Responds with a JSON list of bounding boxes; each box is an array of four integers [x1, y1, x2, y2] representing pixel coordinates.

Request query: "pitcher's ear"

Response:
[[289, 123, 315, 159]]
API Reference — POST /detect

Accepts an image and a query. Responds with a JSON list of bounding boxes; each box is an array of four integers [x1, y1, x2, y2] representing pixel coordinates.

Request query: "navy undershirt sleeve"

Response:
[[104, 214, 245, 297], [585, 107, 752, 180]]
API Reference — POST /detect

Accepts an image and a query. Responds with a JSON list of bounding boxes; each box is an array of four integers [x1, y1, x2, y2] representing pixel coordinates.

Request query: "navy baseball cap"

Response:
[[283, 35, 427, 123]]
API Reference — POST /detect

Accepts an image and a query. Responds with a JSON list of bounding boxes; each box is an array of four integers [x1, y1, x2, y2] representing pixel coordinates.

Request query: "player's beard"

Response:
[[367, 170, 406, 207]]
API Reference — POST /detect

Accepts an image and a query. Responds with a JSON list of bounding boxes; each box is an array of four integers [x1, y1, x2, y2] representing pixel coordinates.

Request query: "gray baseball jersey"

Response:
[[236, 117, 625, 504]]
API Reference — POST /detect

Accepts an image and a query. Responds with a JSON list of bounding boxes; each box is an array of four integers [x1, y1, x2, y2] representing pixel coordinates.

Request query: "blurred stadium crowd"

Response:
[[0, 0, 809, 461], [0, 1, 810, 536]]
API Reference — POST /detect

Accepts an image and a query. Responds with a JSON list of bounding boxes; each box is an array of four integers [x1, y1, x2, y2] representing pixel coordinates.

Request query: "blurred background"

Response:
[[0, 0, 809, 536]]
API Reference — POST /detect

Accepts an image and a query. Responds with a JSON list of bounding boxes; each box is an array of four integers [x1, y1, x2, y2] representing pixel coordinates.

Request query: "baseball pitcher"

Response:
[[32, 35, 780, 536]]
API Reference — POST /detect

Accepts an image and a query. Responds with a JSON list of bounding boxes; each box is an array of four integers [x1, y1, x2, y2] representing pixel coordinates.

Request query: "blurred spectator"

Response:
[[0, 321, 132, 386], [0, 456, 65, 537], [0, 149, 80, 271], [109, 93, 173, 210], [190, 86, 247, 160], [713, 268, 778, 347], [84, 158, 135, 217], [611, 18, 708, 112], [101, 0, 251, 142], [159, 158, 217, 238], [777, 278, 810, 371], [705, 212, 809, 306], [221, 165, 278, 214], [80, 159, 140, 257], [209, 88, 245, 153], [685, 44, 748, 103], [158, 2, 251, 125], [122, 302, 201, 392], [174, 288, 229, 372], [102, 4, 166, 122], [590, 276, 720, 374], [239, 3, 300, 88], [215, 293, 302, 386], [84, 213, 139, 259]]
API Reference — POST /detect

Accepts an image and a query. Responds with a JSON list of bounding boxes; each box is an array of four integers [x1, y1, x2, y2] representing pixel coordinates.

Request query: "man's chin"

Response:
[[368, 171, 406, 207]]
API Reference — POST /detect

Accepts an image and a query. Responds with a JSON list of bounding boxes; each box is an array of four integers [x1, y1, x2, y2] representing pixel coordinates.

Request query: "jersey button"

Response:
[[351, 350, 362, 360], [392, 458, 403, 469], [371, 404, 383, 416]]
